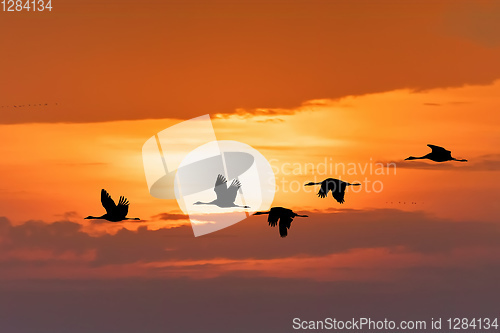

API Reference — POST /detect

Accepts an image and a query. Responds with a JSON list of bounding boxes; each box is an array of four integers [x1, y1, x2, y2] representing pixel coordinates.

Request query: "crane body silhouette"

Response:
[[85, 189, 140, 222], [194, 174, 250, 208], [304, 178, 360, 204], [254, 207, 308, 238], [405, 144, 467, 162]]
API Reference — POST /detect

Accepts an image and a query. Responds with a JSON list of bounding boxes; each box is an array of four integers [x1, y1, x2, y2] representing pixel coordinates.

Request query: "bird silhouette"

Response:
[[405, 144, 467, 162], [304, 178, 360, 204], [254, 207, 308, 238], [85, 189, 140, 222], [194, 174, 250, 208]]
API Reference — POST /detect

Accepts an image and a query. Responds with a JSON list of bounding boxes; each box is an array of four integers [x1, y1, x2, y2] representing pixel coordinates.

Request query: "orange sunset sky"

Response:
[[1, 1, 500, 333]]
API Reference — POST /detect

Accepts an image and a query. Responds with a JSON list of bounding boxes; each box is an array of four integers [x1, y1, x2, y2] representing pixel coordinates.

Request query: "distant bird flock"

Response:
[[1, 103, 57, 108], [85, 144, 467, 238]]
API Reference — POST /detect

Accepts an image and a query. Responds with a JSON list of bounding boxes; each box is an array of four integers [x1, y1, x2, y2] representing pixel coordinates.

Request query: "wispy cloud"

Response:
[[151, 212, 188, 221], [54, 211, 82, 220]]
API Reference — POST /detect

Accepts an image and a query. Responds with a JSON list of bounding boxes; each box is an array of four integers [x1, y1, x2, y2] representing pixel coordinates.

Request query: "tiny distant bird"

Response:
[[254, 207, 308, 238], [194, 174, 250, 208], [85, 189, 140, 222], [304, 178, 361, 204], [405, 144, 467, 162]]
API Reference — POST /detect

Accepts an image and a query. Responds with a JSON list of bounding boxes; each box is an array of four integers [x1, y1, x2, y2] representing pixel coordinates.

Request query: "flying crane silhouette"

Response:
[[85, 189, 140, 222], [304, 178, 361, 204], [405, 144, 467, 162], [254, 207, 308, 238], [194, 174, 250, 208]]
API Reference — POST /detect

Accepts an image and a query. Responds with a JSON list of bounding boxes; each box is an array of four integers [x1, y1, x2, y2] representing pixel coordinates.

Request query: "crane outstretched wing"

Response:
[[331, 183, 347, 204], [318, 179, 337, 199], [101, 189, 117, 214], [317, 181, 330, 198], [116, 196, 130, 219], [267, 211, 279, 227], [226, 179, 241, 203], [427, 144, 450, 154], [213, 174, 228, 199], [278, 215, 293, 238]]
